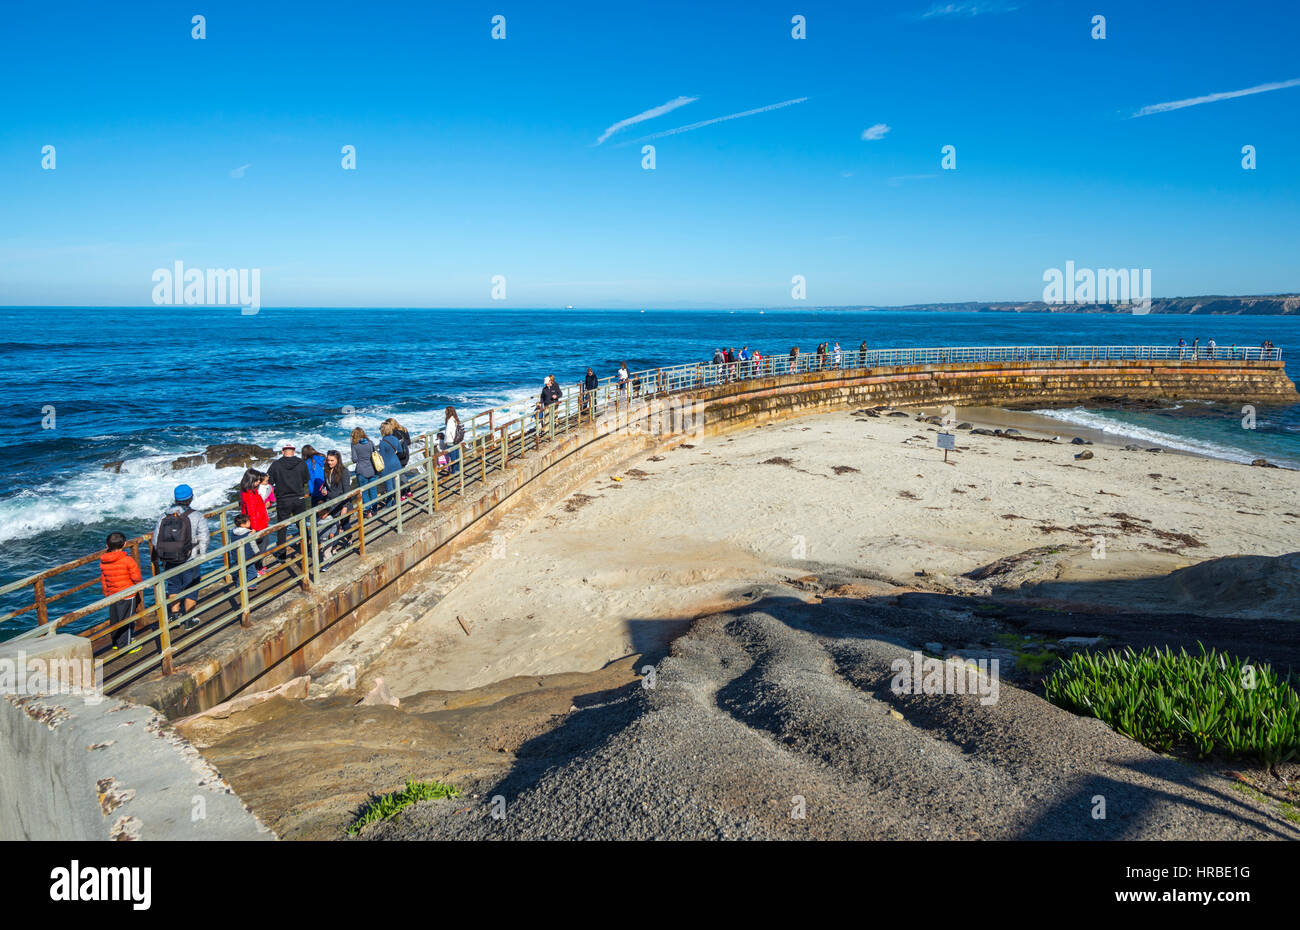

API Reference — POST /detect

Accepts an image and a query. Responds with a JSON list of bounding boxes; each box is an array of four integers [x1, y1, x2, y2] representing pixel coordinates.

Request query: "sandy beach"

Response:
[[179, 403, 1300, 839]]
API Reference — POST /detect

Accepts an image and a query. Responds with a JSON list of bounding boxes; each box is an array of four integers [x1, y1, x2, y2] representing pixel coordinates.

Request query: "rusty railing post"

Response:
[[298, 513, 311, 590], [34, 578, 48, 625], [236, 538, 252, 628], [395, 470, 404, 534], [355, 490, 366, 557], [154, 579, 174, 676]]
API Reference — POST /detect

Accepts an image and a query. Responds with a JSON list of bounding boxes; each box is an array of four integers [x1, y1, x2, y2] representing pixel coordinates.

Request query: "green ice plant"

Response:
[[346, 779, 461, 835], [1044, 644, 1300, 765]]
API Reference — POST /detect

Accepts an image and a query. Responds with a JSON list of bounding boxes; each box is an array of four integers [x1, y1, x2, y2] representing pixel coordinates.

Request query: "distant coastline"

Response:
[[5, 295, 1300, 314], [817, 295, 1300, 315]]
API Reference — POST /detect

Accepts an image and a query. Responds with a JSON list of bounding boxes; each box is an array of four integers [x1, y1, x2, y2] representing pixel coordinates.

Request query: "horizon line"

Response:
[[2, 292, 1297, 313]]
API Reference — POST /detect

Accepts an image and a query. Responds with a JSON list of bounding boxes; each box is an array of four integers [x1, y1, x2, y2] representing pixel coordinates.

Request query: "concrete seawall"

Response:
[[0, 635, 272, 840], [119, 357, 1297, 718]]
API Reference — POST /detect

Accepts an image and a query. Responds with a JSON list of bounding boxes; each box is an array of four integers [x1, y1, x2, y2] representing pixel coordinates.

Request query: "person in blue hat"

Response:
[[150, 483, 210, 629]]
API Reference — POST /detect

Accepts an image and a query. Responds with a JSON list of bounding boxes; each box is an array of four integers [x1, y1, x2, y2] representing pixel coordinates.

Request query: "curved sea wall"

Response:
[[120, 357, 1297, 717]]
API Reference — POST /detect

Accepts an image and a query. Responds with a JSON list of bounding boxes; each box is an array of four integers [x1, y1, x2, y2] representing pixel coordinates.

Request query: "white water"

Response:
[[1030, 406, 1261, 465], [0, 385, 541, 544]]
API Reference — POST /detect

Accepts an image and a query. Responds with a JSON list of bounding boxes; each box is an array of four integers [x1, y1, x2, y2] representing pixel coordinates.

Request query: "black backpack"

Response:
[[156, 508, 192, 564], [452, 421, 465, 445], [393, 433, 410, 467]]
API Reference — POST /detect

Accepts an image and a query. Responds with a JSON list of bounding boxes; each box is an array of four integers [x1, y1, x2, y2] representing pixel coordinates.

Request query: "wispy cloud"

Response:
[[633, 97, 809, 142], [230, 164, 251, 179], [861, 123, 890, 141], [921, 1, 1018, 18], [1128, 77, 1300, 118], [596, 96, 697, 145]]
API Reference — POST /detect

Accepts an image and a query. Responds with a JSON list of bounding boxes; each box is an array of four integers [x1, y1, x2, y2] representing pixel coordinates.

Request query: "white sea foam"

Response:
[[1030, 407, 1260, 464], [0, 385, 543, 544]]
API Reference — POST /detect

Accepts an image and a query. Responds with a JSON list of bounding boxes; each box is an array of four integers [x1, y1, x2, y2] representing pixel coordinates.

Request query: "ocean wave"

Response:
[[1030, 407, 1266, 465], [0, 384, 545, 544]]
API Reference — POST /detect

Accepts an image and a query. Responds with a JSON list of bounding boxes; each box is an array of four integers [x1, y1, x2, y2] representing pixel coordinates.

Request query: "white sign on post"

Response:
[[937, 431, 956, 464]]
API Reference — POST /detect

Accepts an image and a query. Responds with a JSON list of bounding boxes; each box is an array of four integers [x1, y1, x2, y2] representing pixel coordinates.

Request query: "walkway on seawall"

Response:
[[2, 346, 1293, 717]]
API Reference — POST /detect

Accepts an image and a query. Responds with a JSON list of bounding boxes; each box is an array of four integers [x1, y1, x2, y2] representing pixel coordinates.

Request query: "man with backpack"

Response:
[[151, 484, 210, 629], [267, 442, 310, 559]]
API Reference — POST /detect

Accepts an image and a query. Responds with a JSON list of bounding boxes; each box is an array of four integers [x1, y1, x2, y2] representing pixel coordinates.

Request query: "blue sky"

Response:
[[1, 0, 1298, 308]]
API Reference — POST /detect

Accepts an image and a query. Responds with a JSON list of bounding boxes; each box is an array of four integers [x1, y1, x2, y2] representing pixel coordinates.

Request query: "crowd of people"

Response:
[[1176, 338, 1276, 360], [97, 410, 471, 649]]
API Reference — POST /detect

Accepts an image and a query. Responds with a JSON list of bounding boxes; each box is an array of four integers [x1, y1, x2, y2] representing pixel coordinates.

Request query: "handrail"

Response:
[[0, 342, 1286, 685]]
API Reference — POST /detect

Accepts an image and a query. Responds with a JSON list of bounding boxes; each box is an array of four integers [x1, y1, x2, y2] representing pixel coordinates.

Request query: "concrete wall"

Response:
[[0, 635, 271, 840], [119, 358, 1297, 717]]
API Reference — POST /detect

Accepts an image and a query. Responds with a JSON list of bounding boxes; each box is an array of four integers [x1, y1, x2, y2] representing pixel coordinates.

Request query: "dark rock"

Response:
[[206, 442, 276, 469], [102, 460, 124, 473], [171, 442, 275, 471]]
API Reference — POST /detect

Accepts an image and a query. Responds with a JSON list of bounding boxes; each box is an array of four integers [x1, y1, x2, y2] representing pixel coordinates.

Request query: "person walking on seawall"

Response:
[[859, 341, 867, 366], [229, 513, 261, 587], [617, 362, 629, 400], [267, 442, 310, 560], [237, 468, 272, 573], [386, 418, 415, 500], [302, 444, 327, 504], [376, 421, 404, 510], [581, 367, 598, 415], [833, 342, 843, 369], [100, 531, 142, 651], [444, 406, 464, 476], [151, 484, 210, 629], [540, 374, 562, 435], [1206, 338, 1217, 360], [1191, 337, 1199, 360], [1178, 338, 1186, 360], [351, 427, 380, 514], [319, 450, 353, 558]]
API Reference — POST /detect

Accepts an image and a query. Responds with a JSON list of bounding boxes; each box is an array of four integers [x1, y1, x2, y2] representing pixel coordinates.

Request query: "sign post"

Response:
[[937, 431, 956, 464]]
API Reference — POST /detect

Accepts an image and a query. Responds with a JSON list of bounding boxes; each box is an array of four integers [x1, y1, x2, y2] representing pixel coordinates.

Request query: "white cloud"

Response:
[[230, 164, 250, 179], [596, 96, 698, 145], [632, 97, 809, 142], [861, 123, 890, 140], [921, 1, 1018, 17], [1129, 77, 1300, 118]]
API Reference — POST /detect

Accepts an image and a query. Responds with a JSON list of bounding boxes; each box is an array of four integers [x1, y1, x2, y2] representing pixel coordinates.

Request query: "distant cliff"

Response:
[[831, 296, 1300, 315]]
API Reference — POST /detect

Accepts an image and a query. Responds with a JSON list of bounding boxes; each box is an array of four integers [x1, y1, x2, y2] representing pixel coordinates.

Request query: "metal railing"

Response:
[[1, 342, 1284, 692]]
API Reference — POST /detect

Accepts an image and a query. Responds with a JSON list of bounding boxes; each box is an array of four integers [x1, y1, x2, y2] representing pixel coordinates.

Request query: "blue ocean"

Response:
[[1, 306, 1297, 637]]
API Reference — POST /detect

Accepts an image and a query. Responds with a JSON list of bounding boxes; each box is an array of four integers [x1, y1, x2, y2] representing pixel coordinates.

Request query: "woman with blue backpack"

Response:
[[301, 444, 327, 504], [376, 420, 405, 512]]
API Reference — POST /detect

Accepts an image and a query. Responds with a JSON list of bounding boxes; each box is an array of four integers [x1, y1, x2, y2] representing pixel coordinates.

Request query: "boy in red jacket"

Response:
[[100, 531, 142, 651]]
